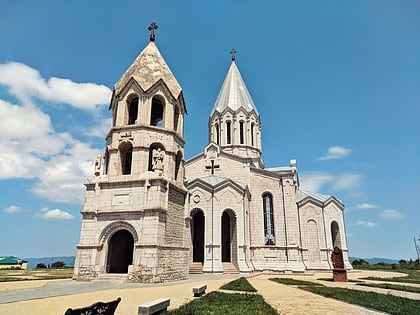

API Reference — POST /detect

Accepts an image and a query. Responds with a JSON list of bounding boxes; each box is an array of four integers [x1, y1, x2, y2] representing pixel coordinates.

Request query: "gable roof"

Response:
[[211, 61, 259, 116], [114, 41, 182, 100], [188, 175, 248, 191], [297, 189, 344, 208]]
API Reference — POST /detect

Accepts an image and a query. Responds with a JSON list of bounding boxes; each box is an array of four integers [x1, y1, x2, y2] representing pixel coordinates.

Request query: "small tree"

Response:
[[36, 263, 47, 269]]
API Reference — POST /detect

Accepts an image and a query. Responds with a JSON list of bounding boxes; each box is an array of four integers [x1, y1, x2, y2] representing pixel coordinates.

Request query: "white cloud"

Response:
[[380, 209, 405, 220], [318, 146, 352, 160], [299, 172, 335, 192], [35, 207, 75, 221], [355, 220, 377, 228], [4, 205, 24, 213], [333, 173, 362, 190], [355, 203, 380, 209], [0, 62, 106, 203], [0, 62, 112, 111], [31, 142, 100, 203]]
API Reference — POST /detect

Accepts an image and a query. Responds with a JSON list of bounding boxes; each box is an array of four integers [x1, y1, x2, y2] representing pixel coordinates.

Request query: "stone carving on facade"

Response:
[[152, 148, 165, 175], [94, 155, 101, 176]]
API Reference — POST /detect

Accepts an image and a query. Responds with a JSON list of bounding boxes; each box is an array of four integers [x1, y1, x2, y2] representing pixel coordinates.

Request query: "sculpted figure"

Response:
[[94, 155, 101, 176], [152, 148, 164, 174]]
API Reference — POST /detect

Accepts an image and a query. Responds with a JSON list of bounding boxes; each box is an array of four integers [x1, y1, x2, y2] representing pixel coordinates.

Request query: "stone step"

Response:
[[222, 262, 239, 274], [92, 273, 128, 283], [189, 262, 203, 274]]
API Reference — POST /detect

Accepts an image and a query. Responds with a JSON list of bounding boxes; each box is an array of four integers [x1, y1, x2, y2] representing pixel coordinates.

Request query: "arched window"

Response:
[[173, 105, 180, 132], [251, 123, 255, 146], [226, 121, 232, 144], [239, 121, 244, 144], [127, 97, 138, 125], [174, 151, 182, 180], [148, 143, 165, 171], [215, 123, 220, 145], [331, 221, 341, 248], [263, 193, 275, 245], [119, 142, 133, 175], [150, 97, 164, 127]]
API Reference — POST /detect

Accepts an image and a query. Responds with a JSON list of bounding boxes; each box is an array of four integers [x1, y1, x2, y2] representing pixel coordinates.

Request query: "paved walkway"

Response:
[[0, 270, 418, 314]]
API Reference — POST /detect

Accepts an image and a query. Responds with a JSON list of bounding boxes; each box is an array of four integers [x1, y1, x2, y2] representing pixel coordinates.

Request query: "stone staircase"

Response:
[[189, 262, 203, 274], [222, 262, 239, 274], [92, 273, 128, 283]]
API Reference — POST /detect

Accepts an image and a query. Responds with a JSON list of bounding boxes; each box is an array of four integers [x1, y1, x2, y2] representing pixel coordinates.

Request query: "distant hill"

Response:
[[24, 256, 75, 269], [349, 256, 399, 264]]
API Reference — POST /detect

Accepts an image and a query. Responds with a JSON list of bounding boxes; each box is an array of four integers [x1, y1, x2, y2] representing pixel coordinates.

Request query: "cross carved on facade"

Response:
[[230, 48, 236, 61], [148, 22, 158, 42], [205, 160, 220, 175]]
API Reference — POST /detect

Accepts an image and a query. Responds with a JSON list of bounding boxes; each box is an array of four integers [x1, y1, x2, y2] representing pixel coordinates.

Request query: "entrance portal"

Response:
[[192, 210, 205, 262], [107, 229, 134, 273], [221, 211, 231, 262]]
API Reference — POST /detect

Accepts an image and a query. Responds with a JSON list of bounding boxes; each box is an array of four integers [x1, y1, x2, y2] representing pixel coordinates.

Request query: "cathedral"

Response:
[[73, 27, 351, 282]]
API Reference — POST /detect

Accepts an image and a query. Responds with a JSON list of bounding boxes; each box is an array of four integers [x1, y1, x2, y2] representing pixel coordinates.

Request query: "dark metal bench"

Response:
[[65, 297, 121, 315]]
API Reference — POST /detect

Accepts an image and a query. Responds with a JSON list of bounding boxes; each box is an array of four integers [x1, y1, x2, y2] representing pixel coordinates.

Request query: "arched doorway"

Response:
[[107, 230, 134, 273], [222, 211, 236, 262], [331, 221, 341, 248], [191, 210, 205, 262]]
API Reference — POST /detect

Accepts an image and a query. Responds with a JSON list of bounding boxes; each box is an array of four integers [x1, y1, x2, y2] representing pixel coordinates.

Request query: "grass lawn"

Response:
[[357, 282, 420, 294], [0, 268, 73, 282], [165, 291, 277, 315], [270, 277, 420, 315], [361, 269, 420, 284], [220, 277, 257, 292]]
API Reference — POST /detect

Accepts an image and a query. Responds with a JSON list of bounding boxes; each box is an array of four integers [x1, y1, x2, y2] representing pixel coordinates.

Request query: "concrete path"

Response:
[[0, 270, 418, 314]]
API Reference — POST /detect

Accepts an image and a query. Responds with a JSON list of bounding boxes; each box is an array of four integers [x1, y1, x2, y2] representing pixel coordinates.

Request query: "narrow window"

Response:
[[263, 193, 275, 245], [150, 97, 164, 127], [226, 121, 231, 144], [127, 97, 138, 125], [215, 123, 220, 144], [175, 151, 182, 180], [239, 121, 244, 144], [331, 221, 341, 248], [174, 105, 180, 132], [104, 149, 109, 175], [251, 123, 255, 146], [119, 142, 133, 175]]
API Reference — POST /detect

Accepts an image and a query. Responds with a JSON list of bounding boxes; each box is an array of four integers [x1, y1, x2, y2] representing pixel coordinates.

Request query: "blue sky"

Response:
[[1, 1, 419, 260]]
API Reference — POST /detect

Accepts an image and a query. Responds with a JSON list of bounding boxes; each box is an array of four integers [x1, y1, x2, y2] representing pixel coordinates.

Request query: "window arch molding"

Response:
[[262, 192, 275, 245]]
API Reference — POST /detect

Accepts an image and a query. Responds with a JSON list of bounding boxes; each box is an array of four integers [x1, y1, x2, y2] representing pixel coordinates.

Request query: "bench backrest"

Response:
[[65, 297, 121, 315]]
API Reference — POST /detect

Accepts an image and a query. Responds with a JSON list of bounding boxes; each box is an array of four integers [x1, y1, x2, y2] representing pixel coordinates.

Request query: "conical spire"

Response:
[[211, 61, 259, 116], [114, 41, 182, 99]]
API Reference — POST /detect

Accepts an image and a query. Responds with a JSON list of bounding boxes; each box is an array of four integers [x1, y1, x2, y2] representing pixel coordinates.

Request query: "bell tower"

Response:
[[74, 23, 189, 283], [208, 50, 263, 168]]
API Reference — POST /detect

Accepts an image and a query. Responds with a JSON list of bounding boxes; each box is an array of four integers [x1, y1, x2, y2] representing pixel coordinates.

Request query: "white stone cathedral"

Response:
[[74, 30, 351, 283]]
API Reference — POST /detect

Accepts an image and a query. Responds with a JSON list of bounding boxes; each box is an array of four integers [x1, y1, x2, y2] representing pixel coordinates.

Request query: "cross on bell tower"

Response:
[[148, 22, 158, 42]]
